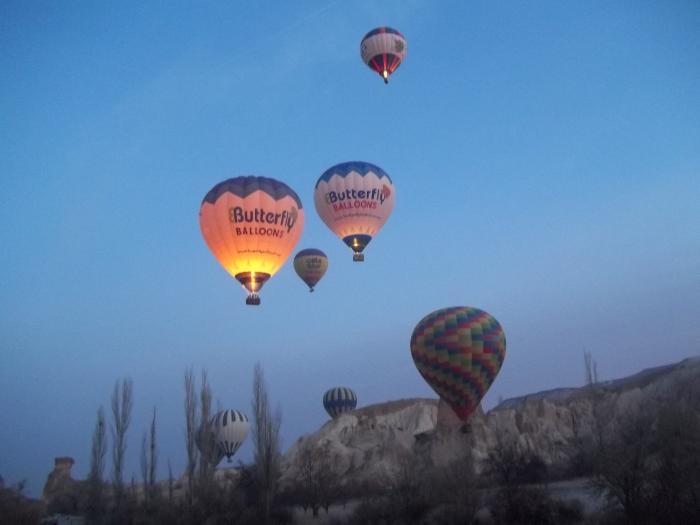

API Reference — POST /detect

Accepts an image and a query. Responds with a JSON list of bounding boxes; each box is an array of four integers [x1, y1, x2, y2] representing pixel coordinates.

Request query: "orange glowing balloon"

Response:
[[199, 176, 304, 305]]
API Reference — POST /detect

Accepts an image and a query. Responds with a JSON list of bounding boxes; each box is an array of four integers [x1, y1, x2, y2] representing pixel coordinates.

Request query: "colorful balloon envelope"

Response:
[[314, 161, 395, 262], [361, 27, 407, 84], [294, 248, 328, 292], [323, 387, 357, 418], [211, 409, 250, 462], [410, 307, 506, 422], [199, 176, 304, 305]]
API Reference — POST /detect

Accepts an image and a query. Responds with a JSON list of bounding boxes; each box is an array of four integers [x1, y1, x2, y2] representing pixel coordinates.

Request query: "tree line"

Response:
[[2, 364, 699, 524]]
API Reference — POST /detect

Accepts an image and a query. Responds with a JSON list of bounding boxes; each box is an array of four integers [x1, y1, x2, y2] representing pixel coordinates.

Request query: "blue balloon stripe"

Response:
[[315, 161, 392, 188], [362, 27, 404, 39], [202, 175, 303, 209]]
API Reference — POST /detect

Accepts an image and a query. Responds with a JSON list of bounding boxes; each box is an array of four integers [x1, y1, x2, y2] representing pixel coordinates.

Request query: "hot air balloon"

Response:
[[211, 409, 250, 462], [199, 176, 304, 305], [294, 248, 328, 292], [314, 162, 395, 262], [323, 387, 357, 418], [410, 307, 506, 422], [360, 27, 407, 84]]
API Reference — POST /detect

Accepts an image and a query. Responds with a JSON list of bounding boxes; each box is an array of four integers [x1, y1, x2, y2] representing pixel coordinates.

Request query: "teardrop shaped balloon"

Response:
[[410, 307, 506, 421], [314, 162, 395, 262], [199, 176, 304, 305], [323, 387, 357, 418], [294, 248, 328, 292], [211, 409, 250, 462], [360, 27, 407, 84]]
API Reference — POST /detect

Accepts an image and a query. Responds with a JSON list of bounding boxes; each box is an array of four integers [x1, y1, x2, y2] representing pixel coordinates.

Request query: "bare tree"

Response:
[[148, 408, 157, 497], [184, 368, 198, 505], [295, 440, 337, 517], [86, 406, 107, 521], [140, 407, 158, 506], [387, 450, 432, 523], [110, 378, 133, 506], [590, 398, 700, 525], [197, 370, 215, 487], [252, 362, 282, 524], [140, 433, 148, 501], [167, 459, 174, 503], [591, 406, 656, 524], [429, 453, 481, 525], [584, 351, 599, 386]]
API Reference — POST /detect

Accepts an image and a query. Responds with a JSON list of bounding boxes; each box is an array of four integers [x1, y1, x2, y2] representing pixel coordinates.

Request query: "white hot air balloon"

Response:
[[360, 27, 407, 84], [212, 409, 250, 462], [314, 161, 395, 262]]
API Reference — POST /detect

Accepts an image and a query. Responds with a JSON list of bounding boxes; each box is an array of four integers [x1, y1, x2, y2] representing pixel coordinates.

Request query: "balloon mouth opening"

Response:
[[343, 235, 371, 259], [382, 70, 389, 83], [235, 272, 270, 293], [236, 272, 269, 305]]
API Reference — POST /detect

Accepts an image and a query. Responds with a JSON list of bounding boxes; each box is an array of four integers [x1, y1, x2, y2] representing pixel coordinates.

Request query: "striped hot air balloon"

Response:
[[211, 409, 250, 462], [199, 176, 304, 305], [410, 307, 506, 422], [323, 387, 358, 418], [360, 27, 407, 84], [314, 162, 395, 262]]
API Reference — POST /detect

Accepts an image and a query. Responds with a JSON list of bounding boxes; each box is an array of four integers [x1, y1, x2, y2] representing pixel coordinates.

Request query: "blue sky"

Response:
[[1, 0, 699, 496]]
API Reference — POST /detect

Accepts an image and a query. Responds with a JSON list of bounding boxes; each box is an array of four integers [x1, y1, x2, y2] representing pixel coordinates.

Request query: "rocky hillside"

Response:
[[280, 356, 700, 487]]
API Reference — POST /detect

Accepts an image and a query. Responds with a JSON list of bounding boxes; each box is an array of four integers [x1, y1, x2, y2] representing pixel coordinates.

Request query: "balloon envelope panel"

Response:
[[323, 387, 358, 418], [410, 307, 506, 421], [314, 162, 394, 255]]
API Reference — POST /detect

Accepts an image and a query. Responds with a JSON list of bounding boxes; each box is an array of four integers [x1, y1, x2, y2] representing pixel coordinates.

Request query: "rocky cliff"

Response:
[[281, 356, 700, 486]]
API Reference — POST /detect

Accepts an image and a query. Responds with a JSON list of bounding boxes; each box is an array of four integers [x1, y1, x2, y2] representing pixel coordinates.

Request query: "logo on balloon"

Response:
[[324, 187, 389, 212], [229, 205, 298, 237]]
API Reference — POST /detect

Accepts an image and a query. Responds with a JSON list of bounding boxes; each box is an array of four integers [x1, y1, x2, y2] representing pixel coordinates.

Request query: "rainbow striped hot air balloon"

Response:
[[199, 176, 304, 305], [360, 27, 407, 84], [410, 307, 506, 422], [314, 162, 395, 262], [323, 387, 357, 418]]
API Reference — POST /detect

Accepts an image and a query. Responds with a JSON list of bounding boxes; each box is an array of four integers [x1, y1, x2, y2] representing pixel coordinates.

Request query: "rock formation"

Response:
[[281, 356, 700, 487], [42, 457, 82, 514]]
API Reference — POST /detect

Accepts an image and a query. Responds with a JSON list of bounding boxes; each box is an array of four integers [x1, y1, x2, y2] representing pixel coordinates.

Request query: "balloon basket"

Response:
[[245, 294, 261, 306], [353, 253, 365, 262]]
